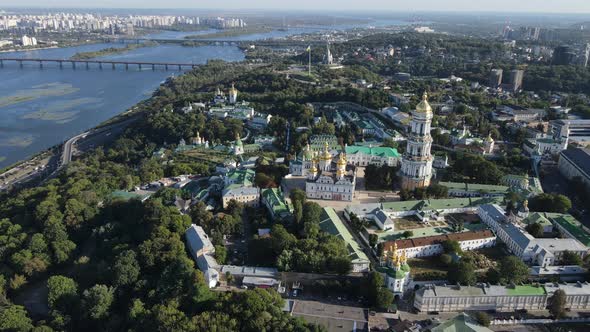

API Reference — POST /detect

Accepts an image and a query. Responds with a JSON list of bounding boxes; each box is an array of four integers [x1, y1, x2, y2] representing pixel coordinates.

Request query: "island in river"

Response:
[[69, 42, 157, 60]]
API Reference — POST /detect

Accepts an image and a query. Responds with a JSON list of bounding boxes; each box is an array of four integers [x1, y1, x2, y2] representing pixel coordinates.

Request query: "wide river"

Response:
[[0, 20, 404, 168]]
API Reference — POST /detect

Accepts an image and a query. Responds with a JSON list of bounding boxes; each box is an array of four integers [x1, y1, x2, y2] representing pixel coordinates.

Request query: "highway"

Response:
[[0, 115, 142, 192], [61, 131, 88, 166]]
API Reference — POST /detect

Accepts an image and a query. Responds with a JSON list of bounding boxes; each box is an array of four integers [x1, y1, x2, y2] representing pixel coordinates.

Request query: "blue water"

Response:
[[0, 42, 244, 168], [0, 18, 407, 168]]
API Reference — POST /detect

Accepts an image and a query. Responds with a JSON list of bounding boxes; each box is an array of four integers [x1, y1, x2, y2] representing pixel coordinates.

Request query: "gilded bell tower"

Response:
[[401, 92, 434, 190]]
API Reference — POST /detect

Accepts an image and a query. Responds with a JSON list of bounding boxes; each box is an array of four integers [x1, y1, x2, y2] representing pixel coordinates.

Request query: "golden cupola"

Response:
[[336, 153, 347, 178], [321, 142, 332, 161], [337, 153, 347, 167], [415, 92, 432, 113]]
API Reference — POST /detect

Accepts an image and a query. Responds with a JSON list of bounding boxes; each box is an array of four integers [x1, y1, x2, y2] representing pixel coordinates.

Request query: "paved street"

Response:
[[290, 300, 369, 332]]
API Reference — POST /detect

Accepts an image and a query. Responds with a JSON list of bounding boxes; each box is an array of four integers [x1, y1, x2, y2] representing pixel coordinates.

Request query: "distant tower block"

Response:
[[326, 42, 334, 65], [400, 92, 434, 190], [229, 83, 238, 104]]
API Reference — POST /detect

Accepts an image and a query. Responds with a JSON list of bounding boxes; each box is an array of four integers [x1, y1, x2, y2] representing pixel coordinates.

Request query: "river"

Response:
[[0, 19, 406, 168]]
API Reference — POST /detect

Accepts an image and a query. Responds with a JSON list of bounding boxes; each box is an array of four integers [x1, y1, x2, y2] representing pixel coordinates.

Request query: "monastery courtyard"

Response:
[[367, 212, 487, 242]]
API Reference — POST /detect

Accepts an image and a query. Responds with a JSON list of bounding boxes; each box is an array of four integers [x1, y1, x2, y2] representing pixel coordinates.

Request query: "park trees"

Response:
[[447, 261, 476, 286], [548, 289, 567, 319], [561, 250, 583, 266], [112, 250, 140, 288], [367, 272, 393, 310], [529, 193, 572, 213], [47, 275, 78, 312], [486, 256, 530, 284], [81, 284, 114, 321], [0, 305, 34, 332]]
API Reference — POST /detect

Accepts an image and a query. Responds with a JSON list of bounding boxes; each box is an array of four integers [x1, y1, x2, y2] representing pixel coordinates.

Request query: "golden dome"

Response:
[[415, 92, 432, 113], [310, 164, 318, 173], [485, 133, 494, 142], [337, 153, 347, 166], [321, 142, 332, 160]]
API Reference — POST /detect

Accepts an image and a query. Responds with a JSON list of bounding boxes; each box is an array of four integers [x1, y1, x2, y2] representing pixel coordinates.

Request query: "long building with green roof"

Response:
[[415, 282, 590, 312], [319, 207, 370, 272], [345, 145, 401, 167], [547, 213, 590, 246], [345, 197, 504, 230], [439, 181, 509, 198]]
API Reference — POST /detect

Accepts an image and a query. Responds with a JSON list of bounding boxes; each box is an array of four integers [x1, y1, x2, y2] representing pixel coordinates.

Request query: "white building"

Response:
[[478, 204, 588, 266], [401, 93, 434, 190], [222, 186, 260, 209], [381, 107, 410, 125], [305, 144, 356, 201], [344, 145, 400, 167], [415, 282, 590, 313], [523, 137, 568, 156], [21, 35, 37, 46], [382, 230, 496, 259], [221, 169, 259, 208], [378, 243, 411, 294], [345, 197, 505, 230], [185, 225, 220, 288]]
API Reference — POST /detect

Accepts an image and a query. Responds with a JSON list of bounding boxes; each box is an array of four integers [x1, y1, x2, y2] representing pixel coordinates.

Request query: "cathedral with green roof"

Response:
[[377, 243, 411, 295]]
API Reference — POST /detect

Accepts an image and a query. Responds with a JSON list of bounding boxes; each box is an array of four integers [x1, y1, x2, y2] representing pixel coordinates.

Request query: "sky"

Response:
[[5, 0, 590, 13]]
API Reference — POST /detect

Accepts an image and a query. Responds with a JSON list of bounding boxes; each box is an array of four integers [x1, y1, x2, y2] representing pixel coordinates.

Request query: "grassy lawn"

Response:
[[407, 256, 449, 278], [180, 148, 230, 165]]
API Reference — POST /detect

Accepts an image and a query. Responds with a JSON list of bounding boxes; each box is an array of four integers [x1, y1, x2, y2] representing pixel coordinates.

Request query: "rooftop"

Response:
[[220, 265, 278, 278], [439, 181, 509, 194], [431, 313, 493, 332], [548, 213, 590, 246], [560, 148, 590, 178], [506, 285, 547, 296], [383, 230, 495, 250], [186, 224, 214, 253], [345, 145, 400, 158], [262, 188, 292, 218], [320, 207, 369, 263], [380, 197, 504, 213], [225, 169, 255, 187]]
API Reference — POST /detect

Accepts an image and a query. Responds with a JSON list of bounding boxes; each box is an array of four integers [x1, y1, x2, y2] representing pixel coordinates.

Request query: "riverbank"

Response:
[[0, 45, 59, 53], [184, 26, 274, 39]]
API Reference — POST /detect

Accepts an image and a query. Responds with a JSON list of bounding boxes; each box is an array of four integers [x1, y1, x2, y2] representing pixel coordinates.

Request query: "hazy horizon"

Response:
[[4, 0, 590, 14]]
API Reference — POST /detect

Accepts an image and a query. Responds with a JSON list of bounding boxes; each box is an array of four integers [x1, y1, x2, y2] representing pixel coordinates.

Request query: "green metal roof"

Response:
[[431, 313, 493, 332], [226, 169, 255, 187], [380, 197, 504, 213], [345, 145, 400, 158], [261, 188, 292, 219], [522, 212, 552, 228], [319, 207, 369, 263], [506, 285, 546, 296], [439, 181, 509, 194], [548, 213, 590, 246]]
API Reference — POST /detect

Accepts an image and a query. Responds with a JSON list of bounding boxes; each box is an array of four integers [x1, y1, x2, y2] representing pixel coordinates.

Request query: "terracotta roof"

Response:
[[384, 230, 495, 250]]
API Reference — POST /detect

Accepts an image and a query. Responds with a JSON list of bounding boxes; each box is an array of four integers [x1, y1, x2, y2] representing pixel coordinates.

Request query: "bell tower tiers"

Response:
[[401, 92, 434, 190]]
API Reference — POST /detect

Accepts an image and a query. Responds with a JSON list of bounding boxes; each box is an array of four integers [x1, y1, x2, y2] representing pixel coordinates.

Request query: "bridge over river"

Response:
[[0, 57, 199, 70], [102, 37, 336, 48]]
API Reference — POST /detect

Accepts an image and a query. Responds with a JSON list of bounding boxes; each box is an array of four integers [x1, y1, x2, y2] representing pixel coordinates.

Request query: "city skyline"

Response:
[[5, 0, 590, 14]]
